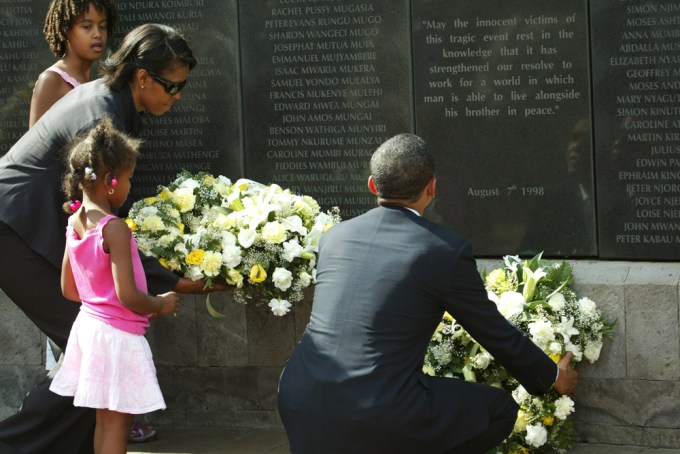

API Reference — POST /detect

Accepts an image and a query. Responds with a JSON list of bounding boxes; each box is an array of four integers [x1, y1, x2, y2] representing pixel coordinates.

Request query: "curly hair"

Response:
[[43, 0, 118, 57], [62, 117, 141, 213]]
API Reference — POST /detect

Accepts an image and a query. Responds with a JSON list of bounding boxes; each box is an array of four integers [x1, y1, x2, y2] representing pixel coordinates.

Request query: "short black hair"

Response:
[[370, 134, 435, 202]]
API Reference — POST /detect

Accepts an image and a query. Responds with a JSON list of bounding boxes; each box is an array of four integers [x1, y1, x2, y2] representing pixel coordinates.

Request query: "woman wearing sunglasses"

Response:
[[0, 23, 223, 454]]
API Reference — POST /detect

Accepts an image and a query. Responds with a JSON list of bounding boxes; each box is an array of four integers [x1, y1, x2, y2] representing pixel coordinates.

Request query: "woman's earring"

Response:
[[108, 188, 114, 195], [111, 177, 118, 187]]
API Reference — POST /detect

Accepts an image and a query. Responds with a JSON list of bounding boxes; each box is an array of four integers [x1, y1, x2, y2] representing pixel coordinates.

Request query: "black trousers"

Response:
[[0, 222, 95, 454], [441, 387, 519, 454]]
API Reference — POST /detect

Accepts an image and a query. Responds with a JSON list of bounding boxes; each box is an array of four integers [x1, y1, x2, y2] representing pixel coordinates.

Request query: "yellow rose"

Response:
[[186, 249, 205, 266], [159, 258, 170, 269], [125, 218, 137, 231], [541, 415, 555, 426], [250, 264, 267, 283], [144, 196, 157, 205]]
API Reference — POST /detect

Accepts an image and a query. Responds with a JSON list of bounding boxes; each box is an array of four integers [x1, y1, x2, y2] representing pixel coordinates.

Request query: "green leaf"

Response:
[[205, 295, 225, 318]]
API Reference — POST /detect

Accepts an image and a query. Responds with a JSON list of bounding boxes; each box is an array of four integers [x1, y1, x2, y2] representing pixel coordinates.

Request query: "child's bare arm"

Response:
[[105, 218, 179, 315], [61, 248, 80, 302]]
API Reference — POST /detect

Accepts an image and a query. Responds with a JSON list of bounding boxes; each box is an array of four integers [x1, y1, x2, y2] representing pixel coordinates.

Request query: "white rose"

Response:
[[472, 351, 493, 370], [525, 424, 548, 447], [578, 297, 599, 318], [497, 291, 525, 318], [268, 298, 292, 316], [185, 265, 204, 281], [272, 267, 293, 291]]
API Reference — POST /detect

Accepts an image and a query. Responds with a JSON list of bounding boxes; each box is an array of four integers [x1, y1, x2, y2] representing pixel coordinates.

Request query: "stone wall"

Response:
[[0, 260, 678, 448]]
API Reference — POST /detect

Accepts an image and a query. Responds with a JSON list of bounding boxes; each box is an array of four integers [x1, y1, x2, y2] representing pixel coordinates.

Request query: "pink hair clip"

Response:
[[69, 200, 82, 212], [111, 177, 118, 187]]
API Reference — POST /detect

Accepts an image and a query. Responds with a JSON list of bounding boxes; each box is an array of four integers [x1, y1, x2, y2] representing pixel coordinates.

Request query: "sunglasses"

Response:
[[147, 71, 187, 96]]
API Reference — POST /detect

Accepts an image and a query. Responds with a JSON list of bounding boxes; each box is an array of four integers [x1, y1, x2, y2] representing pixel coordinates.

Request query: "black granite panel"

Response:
[[412, 0, 595, 258], [239, 0, 412, 218], [591, 1, 680, 260], [114, 0, 242, 211], [0, 3, 53, 153]]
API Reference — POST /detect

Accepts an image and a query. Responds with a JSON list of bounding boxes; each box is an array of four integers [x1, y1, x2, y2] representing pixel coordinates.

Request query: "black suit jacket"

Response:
[[0, 79, 177, 294], [278, 205, 556, 453]]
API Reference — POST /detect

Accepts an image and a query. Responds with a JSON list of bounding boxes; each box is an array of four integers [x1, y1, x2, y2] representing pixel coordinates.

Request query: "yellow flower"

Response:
[[179, 223, 185, 234], [509, 446, 529, 454], [203, 176, 215, 185], [144, 196, 157, 205], [125, 218, 137, 231], [444, 311, 454, 322], [541, 415, 555, 426], [226, 269, 244, 288], [186, 249, 205, 265], [159, 258, 170, 269], [549, 352, 562, 363], [159, 188, 172, 200], [250, 264, 267, 283], [514, 411, 528, 432], [422, 364, 436, 376], [323, 223, 334, 232]]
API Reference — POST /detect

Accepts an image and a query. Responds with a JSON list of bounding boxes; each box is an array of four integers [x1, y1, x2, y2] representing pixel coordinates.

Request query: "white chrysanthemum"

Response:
[[525, 424, 548, 447], [528, 319, 555, 349], [282, 238, 304, 262], [268, 298, 292, 316], [201, 251, 223, 277], [173, 187, 196, 212], [220, 231, 237, 247], [272, 267, 293, 291], [213, 213, 235, 230], [238, 227, 257, 248], [221, 244, 242, 268], [139, 206, 159, 217], [174, 242, 188, 255], [554, 395, 575, 420], [584, 341, 603, 363], [186, 265, 203, 281], [298, 270, 312, 288], [548, 292, 566, 312], [141, 215, 164, 232], [262, 221, 287, 244], [578, 297, 599, 318], [157, 234, 176, 248], [497, 291, 525, 318]]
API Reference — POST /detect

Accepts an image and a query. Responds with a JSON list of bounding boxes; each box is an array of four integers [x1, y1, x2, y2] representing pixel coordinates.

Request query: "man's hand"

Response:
[[554, 351, 578, 396], [173, 277, 230, 294]]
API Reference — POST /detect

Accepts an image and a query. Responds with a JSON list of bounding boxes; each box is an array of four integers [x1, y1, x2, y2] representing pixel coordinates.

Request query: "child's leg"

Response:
[[95, 409, 133, 454]]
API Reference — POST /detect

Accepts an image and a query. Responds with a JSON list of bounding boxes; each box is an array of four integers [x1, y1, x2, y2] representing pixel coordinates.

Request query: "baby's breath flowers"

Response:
[[424, 254, 614, 453], [127, 171, 341, 316]]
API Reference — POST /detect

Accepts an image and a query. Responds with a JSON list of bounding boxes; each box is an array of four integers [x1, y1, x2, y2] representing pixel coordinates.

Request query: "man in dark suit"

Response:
[[277, 133, 578, 453]]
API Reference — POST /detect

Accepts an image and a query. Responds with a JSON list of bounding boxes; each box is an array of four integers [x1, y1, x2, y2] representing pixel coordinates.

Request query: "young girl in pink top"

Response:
[[29, 0, 118, 127], [50, 118, 179, 454]]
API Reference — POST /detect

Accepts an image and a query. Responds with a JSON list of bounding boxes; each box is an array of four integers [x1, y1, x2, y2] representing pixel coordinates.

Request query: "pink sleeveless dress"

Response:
[[50, 215, 166, 414]]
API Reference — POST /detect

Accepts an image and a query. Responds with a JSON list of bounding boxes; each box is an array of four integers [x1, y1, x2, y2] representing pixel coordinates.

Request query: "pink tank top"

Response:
[[66, 214, 150, 335], [46, 66, 81, 88]]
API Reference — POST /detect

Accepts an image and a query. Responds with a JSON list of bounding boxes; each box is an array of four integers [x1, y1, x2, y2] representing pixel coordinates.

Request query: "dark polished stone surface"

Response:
[[412, 0, 595, 257]]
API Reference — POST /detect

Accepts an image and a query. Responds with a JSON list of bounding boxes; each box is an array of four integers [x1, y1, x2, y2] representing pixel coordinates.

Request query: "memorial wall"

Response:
[[0, 0, 679, 260]]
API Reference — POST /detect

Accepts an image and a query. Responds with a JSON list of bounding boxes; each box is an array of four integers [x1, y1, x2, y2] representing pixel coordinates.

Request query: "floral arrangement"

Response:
[[126, 171, 341, 316], [423, 254, 614, 453]]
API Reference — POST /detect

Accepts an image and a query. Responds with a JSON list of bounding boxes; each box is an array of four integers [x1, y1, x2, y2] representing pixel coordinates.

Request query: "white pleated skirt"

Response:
[[50, 311, 166, 414]]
